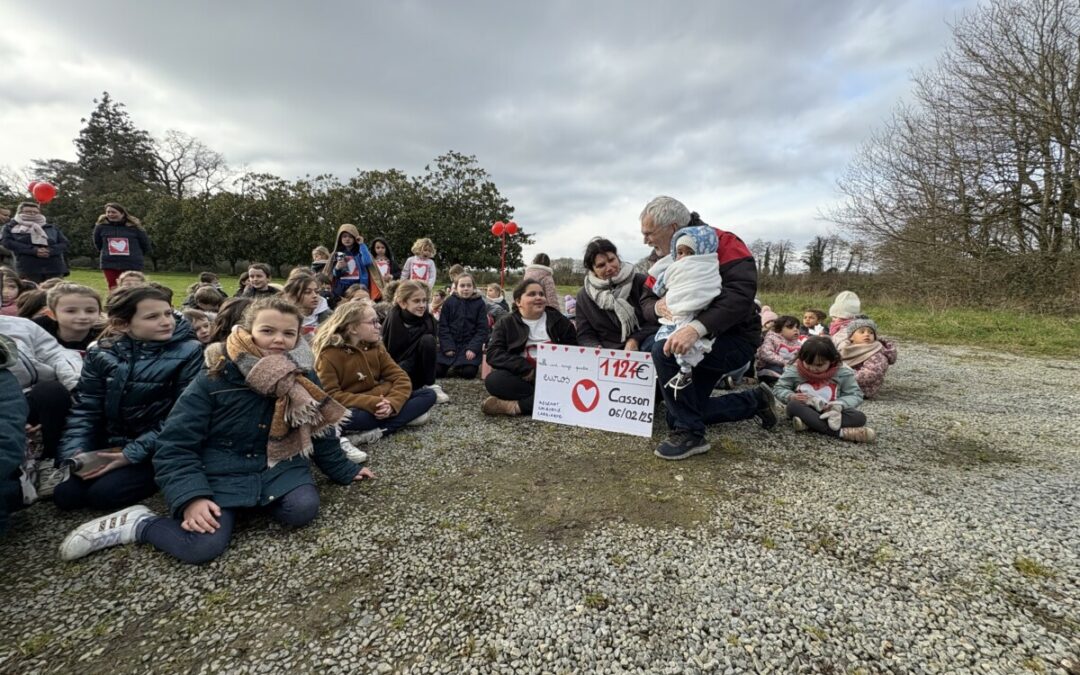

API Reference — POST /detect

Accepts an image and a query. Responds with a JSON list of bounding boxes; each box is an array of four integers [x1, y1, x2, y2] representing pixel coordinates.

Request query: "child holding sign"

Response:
[[482, 279, 577, 416], [773, 336, 875, 443]]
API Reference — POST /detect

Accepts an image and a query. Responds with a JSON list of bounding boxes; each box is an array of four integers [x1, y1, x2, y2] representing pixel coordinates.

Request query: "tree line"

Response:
[[0, 93, 527, 276]]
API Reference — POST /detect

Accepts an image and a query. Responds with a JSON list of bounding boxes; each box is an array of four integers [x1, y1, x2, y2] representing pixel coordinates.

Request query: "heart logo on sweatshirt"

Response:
[[107, 238, 129, 255], [797, 381, 837, 402], [571, 379, 600, 413]]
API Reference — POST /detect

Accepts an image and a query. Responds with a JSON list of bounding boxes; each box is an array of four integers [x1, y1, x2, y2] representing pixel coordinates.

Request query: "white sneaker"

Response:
[[347, 429, 383, 446], [59, 505, 154, 561], [406, 411, 431, 427], [35, 460, 69, 499], [426, 384, 450, 404], [339, 436, 369, 464]]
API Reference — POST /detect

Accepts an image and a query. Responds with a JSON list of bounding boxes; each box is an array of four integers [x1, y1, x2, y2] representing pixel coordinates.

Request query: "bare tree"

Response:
[[152, 130, 230, 199], [771, 240, 795, 276]]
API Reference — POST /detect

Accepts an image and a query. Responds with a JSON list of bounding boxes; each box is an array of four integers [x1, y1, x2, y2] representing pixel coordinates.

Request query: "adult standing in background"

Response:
[[93, 203, 152, 290], [0, 202, 69, 283], [639, 195, 776, 460]]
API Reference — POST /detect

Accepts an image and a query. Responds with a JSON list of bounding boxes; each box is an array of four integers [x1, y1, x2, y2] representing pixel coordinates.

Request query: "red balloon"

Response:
[[28, 180, 40, 194], [506, 221, 519, 235], [491, 221, 505, 236], [32, 182, 57, 204]]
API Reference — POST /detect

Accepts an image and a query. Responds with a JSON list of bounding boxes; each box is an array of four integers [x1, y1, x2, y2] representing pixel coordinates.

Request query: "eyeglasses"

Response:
[[363, 319, 381, 326]]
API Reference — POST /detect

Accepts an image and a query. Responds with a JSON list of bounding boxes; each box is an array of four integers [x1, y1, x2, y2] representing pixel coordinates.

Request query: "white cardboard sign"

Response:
[[532, 344, 657, 437]]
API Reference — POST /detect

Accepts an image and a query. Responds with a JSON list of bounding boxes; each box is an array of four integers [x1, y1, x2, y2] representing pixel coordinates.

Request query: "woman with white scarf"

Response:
[[0, 202, 70, 282], [574, 238, 659, 351]]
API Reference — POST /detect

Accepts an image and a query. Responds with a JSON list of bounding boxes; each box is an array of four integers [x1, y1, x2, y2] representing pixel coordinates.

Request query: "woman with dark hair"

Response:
[[482, 279, 577, 416], [93, 203, 152, 290], [0, 202, 69, 283], [53, 286, 203, 511], [574, 238, 659, 351]]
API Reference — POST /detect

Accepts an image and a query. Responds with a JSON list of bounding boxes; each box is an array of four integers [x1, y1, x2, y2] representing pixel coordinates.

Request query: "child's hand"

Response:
[[353, 467, 375, 481], [444, 350, 456, 358], [792, 393, 809, 403], [465, 350, 476, 360], [374, 399, 393, 419], [182, 498, 222, 533]]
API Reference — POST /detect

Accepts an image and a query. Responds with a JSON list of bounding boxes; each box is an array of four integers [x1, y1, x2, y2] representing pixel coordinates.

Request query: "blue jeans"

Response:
[[652, 333, 758, 436], [342, 387, 437, 436], [137, 484, 320, 565], [53, 461, 158, 512]]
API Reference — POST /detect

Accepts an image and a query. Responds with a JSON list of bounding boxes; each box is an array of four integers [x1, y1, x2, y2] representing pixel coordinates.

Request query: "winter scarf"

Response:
[[796, 359, 839, 384], [12, 213, 48, 246], [583, 263, 639, 342], [220, 327, 349, 468], [838, 341, 883, 368]]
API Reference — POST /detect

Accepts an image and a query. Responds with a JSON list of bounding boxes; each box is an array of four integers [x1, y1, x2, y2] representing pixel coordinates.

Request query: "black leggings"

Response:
[[26, 380, 72, 461], [786, 400, 867, 437], [397, 335, 437, 388], [435, 363, 479, 380], [53, 461, 158, 511], [484, 369, 536, 414]]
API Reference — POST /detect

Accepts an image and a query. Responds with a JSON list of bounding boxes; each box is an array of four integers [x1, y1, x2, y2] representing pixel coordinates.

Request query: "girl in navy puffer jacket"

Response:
[[54, 286, 203, 512]]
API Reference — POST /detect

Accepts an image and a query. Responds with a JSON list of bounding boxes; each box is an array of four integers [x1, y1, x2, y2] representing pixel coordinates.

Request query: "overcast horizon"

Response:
[[0, 0, 980, 265]]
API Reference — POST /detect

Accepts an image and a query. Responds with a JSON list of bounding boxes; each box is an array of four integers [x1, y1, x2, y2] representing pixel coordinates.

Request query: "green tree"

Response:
[[75, 92, 160, 194]]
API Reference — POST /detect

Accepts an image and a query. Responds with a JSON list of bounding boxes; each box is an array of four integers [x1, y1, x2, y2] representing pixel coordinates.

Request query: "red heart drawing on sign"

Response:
[[594, 349, 601, 355], [571, 379, 600, 413], [579, 348, 586, 353]]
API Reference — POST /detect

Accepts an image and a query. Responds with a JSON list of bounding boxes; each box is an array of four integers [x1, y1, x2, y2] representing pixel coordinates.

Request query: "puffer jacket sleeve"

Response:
[[756, 332, 787, 368], [50, 226, 69, 256], [92, 224, 105, 253], [153, 374, 216, 518], [834, 366, 865, 410], [853, 352, 889, 397], [772, 364, 800, 404], [549, 310, 578, 346], [29, 323, 82, 390], [59, 351, 109, 460], [1, 224, 37, 255], [881, 338, 898, 365], [120, 343, 204, 464]]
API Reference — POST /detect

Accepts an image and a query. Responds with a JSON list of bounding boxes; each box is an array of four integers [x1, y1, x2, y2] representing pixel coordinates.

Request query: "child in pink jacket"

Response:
[[755, 315, 802, 384], [837, 318, 897, 398]]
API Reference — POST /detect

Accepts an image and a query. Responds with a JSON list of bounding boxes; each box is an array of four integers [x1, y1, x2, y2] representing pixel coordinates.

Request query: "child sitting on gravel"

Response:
[[755, 315, 802, 384], [836, 318, 897, 399], [827, 291, 861, 340], [57, 297, 374, 564], [773, 336, 875, 443], [801, 309, 826, 337]]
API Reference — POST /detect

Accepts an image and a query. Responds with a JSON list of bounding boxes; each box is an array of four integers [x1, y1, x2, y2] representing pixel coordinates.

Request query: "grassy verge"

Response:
[[66, 269, 222, 307], [556, 285, 1079, 359]]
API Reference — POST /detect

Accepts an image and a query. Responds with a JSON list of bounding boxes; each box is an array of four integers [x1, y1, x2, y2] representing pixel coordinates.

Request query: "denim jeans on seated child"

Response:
[[136, 484, 320, 565], [341, 387, 437, 436], [786, 400, 866, 437], [53, 462, 157, 512]]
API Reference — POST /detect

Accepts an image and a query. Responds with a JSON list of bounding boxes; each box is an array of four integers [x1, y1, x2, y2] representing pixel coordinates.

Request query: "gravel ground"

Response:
[[1, 341, 1078, 674]]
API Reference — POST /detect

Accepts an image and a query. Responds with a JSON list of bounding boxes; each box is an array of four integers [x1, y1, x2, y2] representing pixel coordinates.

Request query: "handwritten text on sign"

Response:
[[532, 345, 656, 437]]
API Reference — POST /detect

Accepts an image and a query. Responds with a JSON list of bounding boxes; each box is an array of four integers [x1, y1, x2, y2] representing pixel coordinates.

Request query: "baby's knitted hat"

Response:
[[845, 317, 878, 339], [760, 305, 779, 326]]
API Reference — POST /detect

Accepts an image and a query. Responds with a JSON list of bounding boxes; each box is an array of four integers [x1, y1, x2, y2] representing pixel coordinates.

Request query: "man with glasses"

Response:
[[639, 196, 776, 460]]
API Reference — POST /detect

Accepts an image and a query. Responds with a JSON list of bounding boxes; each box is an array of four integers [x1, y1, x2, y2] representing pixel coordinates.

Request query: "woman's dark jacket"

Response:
[[436, 293, 489, 368], [0, 220, 69, 279], [486, 307, 577, 377], [59, 317, 203, 464], [575, 273, 660, 349], [93, 221, 152, 271], [152, 358, 359, 519]]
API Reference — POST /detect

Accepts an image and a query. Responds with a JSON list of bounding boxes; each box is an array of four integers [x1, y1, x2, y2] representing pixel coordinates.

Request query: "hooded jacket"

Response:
[[437, 292, 490, 368], [0, 220, 69, 279], [153, 353, 359, 519], [323, 224, 384, 301], [93, 219, 152, 271], [0, 315, 82, 391], [523, 264, 561, 311], [59, 316, 204, 464]]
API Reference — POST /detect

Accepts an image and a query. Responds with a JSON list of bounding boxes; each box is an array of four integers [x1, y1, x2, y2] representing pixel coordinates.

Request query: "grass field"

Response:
[[59, 271, 1077, 359]]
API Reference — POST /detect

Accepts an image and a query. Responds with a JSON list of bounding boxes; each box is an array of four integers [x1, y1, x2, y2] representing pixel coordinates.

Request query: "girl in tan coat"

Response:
[[313, 301, 436, 445]]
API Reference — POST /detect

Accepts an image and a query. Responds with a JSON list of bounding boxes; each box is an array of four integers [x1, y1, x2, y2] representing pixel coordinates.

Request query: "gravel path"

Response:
[[1, 342, 1078, 674]]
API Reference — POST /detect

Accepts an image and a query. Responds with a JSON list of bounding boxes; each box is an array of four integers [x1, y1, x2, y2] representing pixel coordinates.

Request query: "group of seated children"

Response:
[[754, 290, 898, 442]]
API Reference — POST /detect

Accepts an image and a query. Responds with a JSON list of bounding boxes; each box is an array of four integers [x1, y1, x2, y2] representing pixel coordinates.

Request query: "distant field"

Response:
[[66, 269, 229, 306], [556, 284, 1079, 359]]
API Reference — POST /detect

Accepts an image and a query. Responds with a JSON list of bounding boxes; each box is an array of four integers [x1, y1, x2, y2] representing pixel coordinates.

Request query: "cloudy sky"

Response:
[[0, 0, 979, 264]]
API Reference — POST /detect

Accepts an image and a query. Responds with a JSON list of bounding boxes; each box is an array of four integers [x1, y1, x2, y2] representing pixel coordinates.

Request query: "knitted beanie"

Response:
[[845, 317, 878, 339], [674, 233, 697, 254], [828, 291, 861, 319], [760, 305, 779, 326]]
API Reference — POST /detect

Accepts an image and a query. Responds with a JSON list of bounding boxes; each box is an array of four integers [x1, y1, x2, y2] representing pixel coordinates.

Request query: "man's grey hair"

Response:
[[639, 196, 691, 230]]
